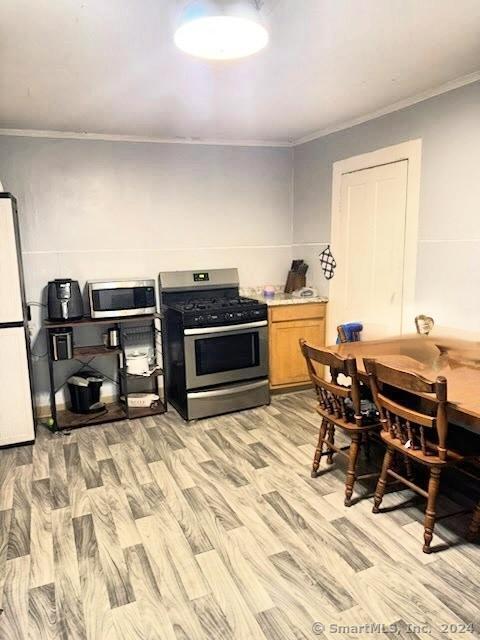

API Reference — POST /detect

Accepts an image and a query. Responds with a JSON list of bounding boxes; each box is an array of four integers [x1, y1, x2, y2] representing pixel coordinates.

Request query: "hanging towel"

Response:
[[319, 245, 336, 280]]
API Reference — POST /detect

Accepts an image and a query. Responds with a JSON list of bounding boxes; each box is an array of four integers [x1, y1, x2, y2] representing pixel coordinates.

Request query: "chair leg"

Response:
[[405, 458, 415, 483], [311, 418, 328, 478], [363, 431, 371, 460], [467, 503, 480, 542], [344, 432, 361, 507], [372, 446, 394, 513], [326, 423, 335, 465], [423, 467, 442, 554]]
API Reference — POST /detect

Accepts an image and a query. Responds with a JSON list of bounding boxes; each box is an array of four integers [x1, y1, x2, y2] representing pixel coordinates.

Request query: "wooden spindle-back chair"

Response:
[[468, 503, 480, 541], [300, 340, 380, 507], [364, 358, 466, 553]]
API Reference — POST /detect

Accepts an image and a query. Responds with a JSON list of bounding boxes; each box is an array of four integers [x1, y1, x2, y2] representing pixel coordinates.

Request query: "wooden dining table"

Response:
[[325, 334, 480, 435]]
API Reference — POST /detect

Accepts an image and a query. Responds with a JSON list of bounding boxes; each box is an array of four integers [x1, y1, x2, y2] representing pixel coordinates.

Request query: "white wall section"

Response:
[[0, 136, 293, 405], [2, 79, 480, 407], [293, 80, 480, 334]]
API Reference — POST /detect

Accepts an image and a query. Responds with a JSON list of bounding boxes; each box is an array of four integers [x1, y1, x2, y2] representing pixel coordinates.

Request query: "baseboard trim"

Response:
[[270, 382, 313, 394]]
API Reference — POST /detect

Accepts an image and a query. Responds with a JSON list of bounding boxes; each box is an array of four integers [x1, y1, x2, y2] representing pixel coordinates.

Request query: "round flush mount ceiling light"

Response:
[[174, 0, 269, 60]]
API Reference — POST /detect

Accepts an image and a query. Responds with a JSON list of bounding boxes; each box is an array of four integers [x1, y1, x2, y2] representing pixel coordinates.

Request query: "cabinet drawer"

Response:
[[269, 303, 326, 323]]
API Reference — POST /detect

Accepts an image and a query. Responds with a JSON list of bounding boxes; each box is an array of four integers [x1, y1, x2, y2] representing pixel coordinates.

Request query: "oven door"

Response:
[[184, 321, 268, 390]]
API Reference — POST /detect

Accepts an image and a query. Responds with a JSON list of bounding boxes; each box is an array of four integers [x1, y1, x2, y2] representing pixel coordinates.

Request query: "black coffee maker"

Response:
[[47, 279, 83, 321]]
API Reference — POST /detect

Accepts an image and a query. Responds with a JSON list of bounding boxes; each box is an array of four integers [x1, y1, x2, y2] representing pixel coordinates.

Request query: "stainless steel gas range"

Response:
[[159, 268, 270, 420]]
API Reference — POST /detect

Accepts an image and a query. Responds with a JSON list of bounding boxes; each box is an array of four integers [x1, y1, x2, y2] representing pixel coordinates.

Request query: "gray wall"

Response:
[[0, 136, 293, 405], [2, 80, 479, 407], [293, 80, 480, 335]]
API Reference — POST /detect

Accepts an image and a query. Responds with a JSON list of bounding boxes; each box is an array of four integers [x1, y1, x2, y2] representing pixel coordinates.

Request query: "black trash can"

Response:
[[67, 373, 104, 413]]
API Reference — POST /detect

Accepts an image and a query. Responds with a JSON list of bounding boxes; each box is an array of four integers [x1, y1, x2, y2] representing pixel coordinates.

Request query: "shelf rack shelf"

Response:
[[55, 402, 127, 429], [73, 345, 122, 358], [44, 313, 161, 329], [121, 367, 163, 380], [44, 313, 166, 431], [127, 404, 166, 419]]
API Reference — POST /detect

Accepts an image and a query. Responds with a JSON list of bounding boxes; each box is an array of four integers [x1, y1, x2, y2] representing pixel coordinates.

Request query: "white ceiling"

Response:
[[0, 0, 479, 144]]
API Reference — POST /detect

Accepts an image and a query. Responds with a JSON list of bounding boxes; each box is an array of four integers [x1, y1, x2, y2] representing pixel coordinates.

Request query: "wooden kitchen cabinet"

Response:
[[268, 302, 326, 390]]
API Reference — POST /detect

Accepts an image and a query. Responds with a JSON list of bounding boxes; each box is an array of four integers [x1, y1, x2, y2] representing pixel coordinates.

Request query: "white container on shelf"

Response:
[[126, 351, 150, 376], [124, 393, 159, 408]]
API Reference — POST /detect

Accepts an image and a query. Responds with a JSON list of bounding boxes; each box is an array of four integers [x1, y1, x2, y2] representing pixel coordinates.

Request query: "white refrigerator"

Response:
[[0, 193, 35, 446]]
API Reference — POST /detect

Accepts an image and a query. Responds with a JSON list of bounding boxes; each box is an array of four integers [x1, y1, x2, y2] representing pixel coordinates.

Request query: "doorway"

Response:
[[327, 140, 422, 344]]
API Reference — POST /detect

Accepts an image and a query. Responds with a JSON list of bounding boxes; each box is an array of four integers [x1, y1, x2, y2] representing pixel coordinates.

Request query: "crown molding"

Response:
[[293, 70, 480, 146], [0, 128, 292, 148], [0, 71, 478, 149]]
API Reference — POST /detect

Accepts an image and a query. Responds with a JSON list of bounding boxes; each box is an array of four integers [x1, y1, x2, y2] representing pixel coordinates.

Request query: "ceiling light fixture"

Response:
[[174, 0, 269, 61]]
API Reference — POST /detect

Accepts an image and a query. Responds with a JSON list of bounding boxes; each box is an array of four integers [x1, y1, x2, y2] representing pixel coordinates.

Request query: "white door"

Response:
[[328, 160, 408, 342], [0, 198, 24, 323], [0, 327, 35, 446]]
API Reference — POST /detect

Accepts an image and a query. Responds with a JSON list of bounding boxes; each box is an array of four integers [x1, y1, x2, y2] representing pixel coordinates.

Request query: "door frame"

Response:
[[327, 139, 422, 343]]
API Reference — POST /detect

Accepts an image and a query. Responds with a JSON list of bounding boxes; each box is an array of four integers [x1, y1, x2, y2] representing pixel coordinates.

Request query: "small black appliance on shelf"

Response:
[[47, 279, 83, 321], [49, 327, 73, 361]]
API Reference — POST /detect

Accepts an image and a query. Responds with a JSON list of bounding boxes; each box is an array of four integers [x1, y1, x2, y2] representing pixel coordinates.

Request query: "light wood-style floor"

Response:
[[0, 391, 479, 640]]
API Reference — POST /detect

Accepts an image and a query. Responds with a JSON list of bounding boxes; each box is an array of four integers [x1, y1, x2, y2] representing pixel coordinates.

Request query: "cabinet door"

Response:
[[269, 318, 324, 387], [0, 199, 23, 323], [0, 327, 35, 446]]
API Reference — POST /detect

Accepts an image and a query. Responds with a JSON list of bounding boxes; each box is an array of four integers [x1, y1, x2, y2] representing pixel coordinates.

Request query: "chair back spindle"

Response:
[[364, 358, 448, 461]]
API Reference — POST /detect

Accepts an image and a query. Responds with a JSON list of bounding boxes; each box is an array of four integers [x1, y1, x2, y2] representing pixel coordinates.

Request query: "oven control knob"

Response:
[[250, 309, 262, 318], [224, 312, 234, 321], [194, 315, 204, 324], [208, 314, 219, 322]]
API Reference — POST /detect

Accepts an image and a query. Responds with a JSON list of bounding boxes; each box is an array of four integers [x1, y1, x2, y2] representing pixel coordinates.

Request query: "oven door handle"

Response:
[[184, 320, 267, 336], [188, 379, 268, 399]]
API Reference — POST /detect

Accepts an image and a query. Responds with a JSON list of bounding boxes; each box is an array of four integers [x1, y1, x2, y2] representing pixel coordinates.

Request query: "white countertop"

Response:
[[240, 286, 328, 306], [242, 292, 327, 307], [257, 294, 328, 306]]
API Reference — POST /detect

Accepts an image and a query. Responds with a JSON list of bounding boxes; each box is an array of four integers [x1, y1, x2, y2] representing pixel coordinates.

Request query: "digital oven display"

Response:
[[193, 272, 209, 282]]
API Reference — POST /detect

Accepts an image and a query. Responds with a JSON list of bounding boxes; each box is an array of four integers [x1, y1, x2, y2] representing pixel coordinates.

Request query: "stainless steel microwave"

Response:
[[87, 279, 156, 318]]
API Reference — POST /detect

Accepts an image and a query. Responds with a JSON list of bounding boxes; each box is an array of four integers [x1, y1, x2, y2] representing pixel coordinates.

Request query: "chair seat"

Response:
[[379, 430, 464, 466], [316, 405, 380, 432]]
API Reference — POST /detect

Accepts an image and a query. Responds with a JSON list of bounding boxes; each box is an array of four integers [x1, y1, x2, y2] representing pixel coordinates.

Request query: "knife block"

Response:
[[284, 271, 306, 294]]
